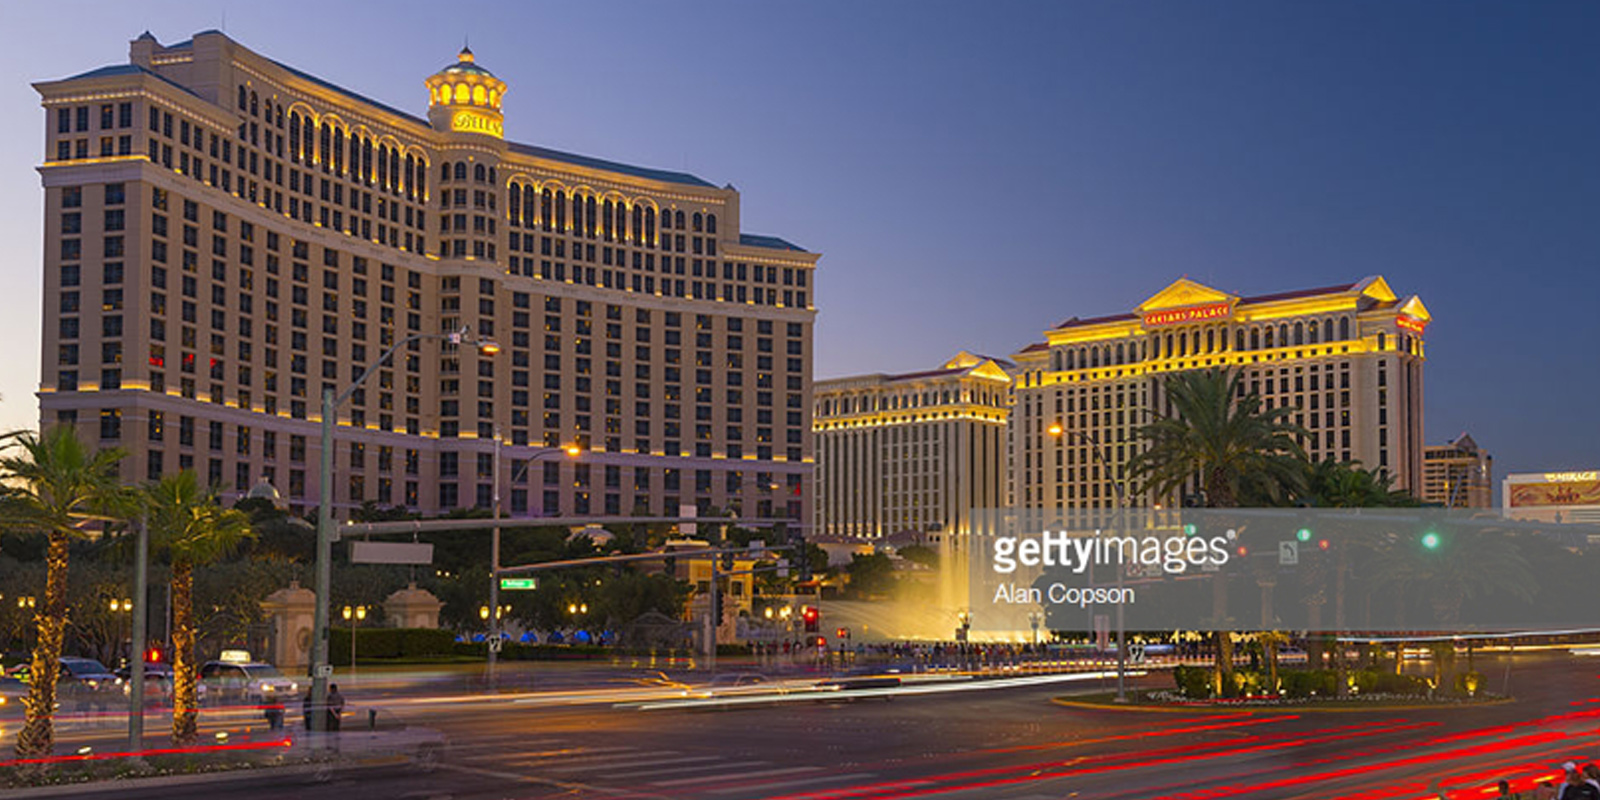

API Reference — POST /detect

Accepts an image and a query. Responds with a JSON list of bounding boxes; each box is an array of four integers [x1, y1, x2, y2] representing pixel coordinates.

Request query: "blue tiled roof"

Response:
[[61, 63, 200, 98], [507, 142, 714, 188], [739, 233, 808, 252]]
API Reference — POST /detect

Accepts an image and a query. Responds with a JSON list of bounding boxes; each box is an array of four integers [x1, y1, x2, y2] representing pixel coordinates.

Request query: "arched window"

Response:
[[289, 114, 301, 162], [1236, 330, 1246, 351], [405, 155, 416, 199], [237, 85, 247, 110], [585, 196, 597, 237], [524, 186, 537, 227], [706, 214, 717, 234], [693, 212, 703, 232], [1052, 352, 1062, 371], [1308, 322, 1318, 344], [616, 201, 628, 240], [542, 189, 554, 229], [488, 167, 496, 184], [644, 206, 656, 243], [1323, 319, 1334, 342], [1339, 317, 1350, 340], [1377, 332, 1386, 351], [364, 139, 375, 183], [250, 91, 258, 117], [1252, 328, 1261, 350], [1115, 343, 1125, 364], [508, 184, 521, 223], [454, 84, 470, 104], [1207, 329, 1216, 352], [674, 210, 685, 229], [474, 163, 486, 182], [441, 162, 451, 181], [1091, 348, 1100, 368], [554, 191, 566, 230], [633, 205, 643, 242], [472, 85, 487, 105], [454, 162, 467, 181], [1279, 324, 1289, 346], [415, 159, 426, 198], [1294, 322, 1304, 346], [602, 200, 614, 240], [390, 150, 400, 193]]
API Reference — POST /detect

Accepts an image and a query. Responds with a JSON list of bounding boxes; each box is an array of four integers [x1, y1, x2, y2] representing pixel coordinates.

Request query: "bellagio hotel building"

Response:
[[34, 31, 818, 523], [1011, 277, 1429, 510]]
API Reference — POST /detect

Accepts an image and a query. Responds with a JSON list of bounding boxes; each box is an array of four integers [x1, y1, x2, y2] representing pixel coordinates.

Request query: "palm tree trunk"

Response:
[[171, 560, 199, 745], [16, 531, 71, 757]]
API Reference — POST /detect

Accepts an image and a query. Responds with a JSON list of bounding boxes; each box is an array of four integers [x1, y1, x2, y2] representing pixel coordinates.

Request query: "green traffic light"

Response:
[[1183, 524, 1197, 536], [1296, 528, 1311, 542], [1421, 531, 1441, 550]]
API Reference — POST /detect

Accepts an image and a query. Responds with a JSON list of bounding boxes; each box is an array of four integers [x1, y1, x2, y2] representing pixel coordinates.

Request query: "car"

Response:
[[200, 660, 299, 705], [815, 666, 903, 692], [0, 674, 26, 716], [115, 663, 196, 704], [682, 672, 780, 699]]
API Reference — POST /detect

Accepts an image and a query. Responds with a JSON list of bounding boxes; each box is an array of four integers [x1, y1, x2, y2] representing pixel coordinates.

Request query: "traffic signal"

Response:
[[836, 627, 849, 640], [1421, 531, 1441, 550], [713, 590, 724, 624], [144, 647, 162, 664], [1296, 528, 1312, 542], [802, 606, 820, 633]]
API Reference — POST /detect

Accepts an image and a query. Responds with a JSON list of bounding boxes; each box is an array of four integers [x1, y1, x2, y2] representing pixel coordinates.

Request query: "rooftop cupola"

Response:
[[425, 46, 506, 138]]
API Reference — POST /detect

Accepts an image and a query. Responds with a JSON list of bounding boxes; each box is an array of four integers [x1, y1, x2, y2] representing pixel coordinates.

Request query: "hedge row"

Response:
[[329, 627, 456, 665]]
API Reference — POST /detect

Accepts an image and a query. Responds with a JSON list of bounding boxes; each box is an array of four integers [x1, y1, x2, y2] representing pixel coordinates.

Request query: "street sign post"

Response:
[[1278, 541, 1299, 566]]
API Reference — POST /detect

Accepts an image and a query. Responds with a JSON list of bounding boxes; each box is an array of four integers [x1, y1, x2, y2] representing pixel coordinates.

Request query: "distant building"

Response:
[[813, 352, 1012, 541], [1011, 277, 1430, 507], [1502, 470, 1600, 523], [1421, 433, 1492, 508]]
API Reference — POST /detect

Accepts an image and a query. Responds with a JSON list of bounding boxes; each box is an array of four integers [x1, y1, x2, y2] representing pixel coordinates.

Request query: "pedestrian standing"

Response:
[[326, 683, 346, 732]]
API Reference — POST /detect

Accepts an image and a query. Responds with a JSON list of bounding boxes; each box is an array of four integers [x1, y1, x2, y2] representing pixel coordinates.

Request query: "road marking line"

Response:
[[436, 763, 647, 798], [562, 755, 723, 774], [501, 746, 644, 765], [658, 765, 821, 785], [635, 762, 765, 786], [707, 772, 877, 794]]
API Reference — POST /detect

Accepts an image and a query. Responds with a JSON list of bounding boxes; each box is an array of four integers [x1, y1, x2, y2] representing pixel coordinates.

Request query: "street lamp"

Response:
[[311, 325, 498, 733], [488, 436, 579, 689], [341, 605, 367, 681]]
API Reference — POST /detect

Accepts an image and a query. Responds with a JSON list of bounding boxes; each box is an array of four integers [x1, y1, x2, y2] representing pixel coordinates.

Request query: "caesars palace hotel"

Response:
[[34, 31, 818, 523], [815, 277, 1430, 539]]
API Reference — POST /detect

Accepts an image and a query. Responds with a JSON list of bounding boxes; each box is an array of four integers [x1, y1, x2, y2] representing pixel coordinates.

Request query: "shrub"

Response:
[[1352, 669, 1430, 696], [1172, 664, 1212, 699], [1279, 669, 1337, 699]]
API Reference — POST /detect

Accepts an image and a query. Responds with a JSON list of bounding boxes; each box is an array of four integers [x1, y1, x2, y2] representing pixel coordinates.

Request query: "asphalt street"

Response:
[[6, 653, 1598, 800]]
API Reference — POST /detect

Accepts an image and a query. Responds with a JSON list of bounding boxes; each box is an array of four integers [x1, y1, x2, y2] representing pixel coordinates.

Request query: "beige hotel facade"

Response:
[[1012, 277, 1429, 509], [35, 31, 817, 524], [813, 353, 1013, 541]]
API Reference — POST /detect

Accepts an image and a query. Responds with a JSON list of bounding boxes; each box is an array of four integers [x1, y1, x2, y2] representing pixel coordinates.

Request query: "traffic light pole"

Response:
[[706, 559, 718, 673]]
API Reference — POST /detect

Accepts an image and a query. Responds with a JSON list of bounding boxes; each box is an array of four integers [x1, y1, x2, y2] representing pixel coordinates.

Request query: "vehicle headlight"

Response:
[[289, 682, 298, 692], [262, 684, 274, 692]]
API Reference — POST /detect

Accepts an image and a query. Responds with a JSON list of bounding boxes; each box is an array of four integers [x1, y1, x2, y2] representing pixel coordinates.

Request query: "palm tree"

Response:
[[1257, 631, 1291, 694], [146, 470, 253, 745], [1130, 368, 1308, 696], [1297, 459, 1419, 694], [0, 426, 127, 757]]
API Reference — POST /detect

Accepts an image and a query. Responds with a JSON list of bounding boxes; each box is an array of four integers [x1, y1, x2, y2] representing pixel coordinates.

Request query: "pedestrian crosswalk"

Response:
[[450, 739, 874, 798]]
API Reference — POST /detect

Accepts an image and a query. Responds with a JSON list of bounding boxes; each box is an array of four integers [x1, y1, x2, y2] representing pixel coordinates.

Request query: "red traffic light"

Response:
[[815, 636, 827, 648], [802, 607, 819, 623], [145, 648, 162, 663], [1235, 545, 1249, 557], [1317, 539, 1331, 551]]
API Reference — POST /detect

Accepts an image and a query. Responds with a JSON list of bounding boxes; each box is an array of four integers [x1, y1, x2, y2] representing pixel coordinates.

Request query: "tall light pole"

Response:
[[1048, 422, 1129, 702], [488, 437, 578, 689], [311, 326, 496, 732]]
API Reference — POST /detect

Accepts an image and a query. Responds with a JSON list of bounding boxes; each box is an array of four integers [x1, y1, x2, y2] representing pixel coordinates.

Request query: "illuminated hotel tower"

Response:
[[34, 31, 818, 524], [814, 353, 1013, 540], [1011, 277, 1429, 509]]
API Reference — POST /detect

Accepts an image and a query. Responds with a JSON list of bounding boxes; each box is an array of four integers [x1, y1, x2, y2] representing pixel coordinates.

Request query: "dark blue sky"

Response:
[[2, 2, 1595, 476]]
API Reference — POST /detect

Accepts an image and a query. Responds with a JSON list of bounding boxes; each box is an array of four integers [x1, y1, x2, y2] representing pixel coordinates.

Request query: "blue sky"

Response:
[[2, 2, 1595, 477]]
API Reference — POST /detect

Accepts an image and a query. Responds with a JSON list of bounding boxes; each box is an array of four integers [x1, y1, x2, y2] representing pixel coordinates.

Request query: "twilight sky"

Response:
[[1, 2, 1595, 478]]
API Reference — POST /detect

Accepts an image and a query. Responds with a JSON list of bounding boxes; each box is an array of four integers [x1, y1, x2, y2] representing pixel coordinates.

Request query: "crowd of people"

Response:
[[1498, 762, 1600, 799]]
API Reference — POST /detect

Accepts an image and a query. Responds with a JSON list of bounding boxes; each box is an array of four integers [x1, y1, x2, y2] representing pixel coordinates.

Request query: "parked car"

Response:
[[200, 660, 298, 705], [0, 674, 26, 717]]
